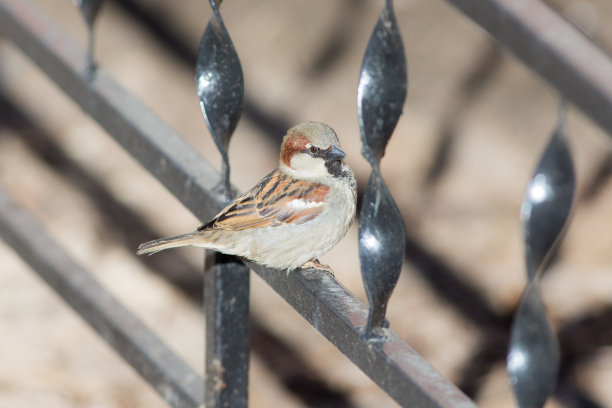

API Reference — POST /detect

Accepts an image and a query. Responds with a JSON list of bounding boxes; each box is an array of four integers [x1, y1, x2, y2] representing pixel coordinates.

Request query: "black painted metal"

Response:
[[196, 0, 244, 202], [0, 187, 204, 408], [3, 0, 604, 406], [444, 0, 612, 137], [74, 0, 104, 78], [507, 103, 575, 408], [357, 0, 407, 338], [0, 1, 477, 406], [357, 0, 407, 167], [204, 253, 250, 408], [76, 0, 104, 29], [196, 1, 249, 406], [248, 262, 476, 408], [521, 104, 575, 281], [0, 0, 227, 222]]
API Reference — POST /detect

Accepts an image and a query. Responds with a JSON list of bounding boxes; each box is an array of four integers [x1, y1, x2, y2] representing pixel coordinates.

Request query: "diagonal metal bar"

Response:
[[0, 0, 477, 406], [0, 94, 202, 296], [112, 0, 291, 143], [0, 94, 354, 408], [444, 0, 612, 137], [249, 262, 476, 408], [0, 187, 204, 408], [0, 0, 227, 224]]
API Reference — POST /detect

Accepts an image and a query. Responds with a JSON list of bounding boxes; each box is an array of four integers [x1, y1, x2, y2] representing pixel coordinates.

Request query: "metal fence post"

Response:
[[507, 101, 575, 408], [4, 0, 610, 406], [196, 1, 249, 406], [204, 254, 250, 407]]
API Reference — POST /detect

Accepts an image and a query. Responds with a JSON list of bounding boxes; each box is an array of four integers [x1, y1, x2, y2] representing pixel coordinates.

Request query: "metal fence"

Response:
[[1, 0, 611, 407]]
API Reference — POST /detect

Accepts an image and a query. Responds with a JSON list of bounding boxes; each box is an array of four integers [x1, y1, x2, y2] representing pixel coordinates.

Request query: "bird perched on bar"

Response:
[[137, 121, 357, 272]]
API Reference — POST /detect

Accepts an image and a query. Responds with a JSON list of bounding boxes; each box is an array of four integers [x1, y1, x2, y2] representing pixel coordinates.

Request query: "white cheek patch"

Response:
[[287, 199, 324, 209], [290, 153, 328, 178]]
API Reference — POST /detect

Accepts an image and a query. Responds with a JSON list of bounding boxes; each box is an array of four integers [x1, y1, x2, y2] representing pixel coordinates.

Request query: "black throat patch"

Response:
[[325, 160, 345, 179]]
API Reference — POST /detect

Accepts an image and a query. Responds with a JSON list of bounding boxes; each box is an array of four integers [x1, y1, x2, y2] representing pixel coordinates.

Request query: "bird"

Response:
[[137, 121, 357, 272]]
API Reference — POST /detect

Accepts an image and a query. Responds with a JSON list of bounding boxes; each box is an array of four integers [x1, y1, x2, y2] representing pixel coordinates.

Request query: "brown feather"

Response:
[[198, 169, 329, 232]]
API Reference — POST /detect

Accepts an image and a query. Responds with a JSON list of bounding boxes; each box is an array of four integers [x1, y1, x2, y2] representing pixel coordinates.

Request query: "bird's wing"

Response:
[[198, 169, 329, 231]]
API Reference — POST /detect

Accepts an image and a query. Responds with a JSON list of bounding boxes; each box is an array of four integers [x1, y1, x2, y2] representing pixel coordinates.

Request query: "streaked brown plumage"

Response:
[[137, 121, 357, 271]]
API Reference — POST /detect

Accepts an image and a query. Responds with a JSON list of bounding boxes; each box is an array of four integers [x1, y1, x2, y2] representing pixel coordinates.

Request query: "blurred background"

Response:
[[1, 0, 612, 407]]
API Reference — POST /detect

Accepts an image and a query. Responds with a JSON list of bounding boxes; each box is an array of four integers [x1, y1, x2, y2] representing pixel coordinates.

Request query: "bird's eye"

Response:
[[309, 146, 319, 154]]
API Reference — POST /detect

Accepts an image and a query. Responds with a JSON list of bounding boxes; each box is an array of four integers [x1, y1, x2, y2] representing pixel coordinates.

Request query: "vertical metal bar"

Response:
[[196, 1, 249, 406], [204, 254, 250, 407], [508, 101, 574, 408], [74, 0, 104, 78], [357, 0, 407, 338], [0, 0, 226, 222], [0, 0, 478, 405]]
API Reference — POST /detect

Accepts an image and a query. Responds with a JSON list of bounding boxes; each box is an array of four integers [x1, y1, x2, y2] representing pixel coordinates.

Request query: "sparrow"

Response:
[[137, 121, 357, 272]]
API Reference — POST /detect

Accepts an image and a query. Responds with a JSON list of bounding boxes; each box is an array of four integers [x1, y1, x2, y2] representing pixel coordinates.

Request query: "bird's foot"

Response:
[[300, 259, 334, 277]]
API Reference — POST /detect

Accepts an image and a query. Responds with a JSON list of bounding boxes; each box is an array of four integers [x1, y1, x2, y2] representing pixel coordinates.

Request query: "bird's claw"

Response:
[[300, 259, 334, 276]]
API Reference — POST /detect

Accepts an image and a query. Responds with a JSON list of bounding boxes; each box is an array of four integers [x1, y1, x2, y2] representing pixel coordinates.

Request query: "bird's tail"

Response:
[[137, 232, 200, 255]]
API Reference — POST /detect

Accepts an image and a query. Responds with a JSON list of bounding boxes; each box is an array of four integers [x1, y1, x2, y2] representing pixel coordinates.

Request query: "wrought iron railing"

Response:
[[1, 0, 611, 407]]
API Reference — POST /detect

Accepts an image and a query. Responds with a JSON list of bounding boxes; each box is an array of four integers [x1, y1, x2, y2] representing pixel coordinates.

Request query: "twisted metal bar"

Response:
[[196, 0, 243, 203], [357, 0, 407, 339], [73, 0, 104, 78], [196, 2, 249, 407], [0, 0, 478, 405], [507, 101, 575, 407]]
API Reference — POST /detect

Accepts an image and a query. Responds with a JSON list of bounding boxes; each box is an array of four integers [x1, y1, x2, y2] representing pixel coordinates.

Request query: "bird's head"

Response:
[[280, 122, 347, 181]]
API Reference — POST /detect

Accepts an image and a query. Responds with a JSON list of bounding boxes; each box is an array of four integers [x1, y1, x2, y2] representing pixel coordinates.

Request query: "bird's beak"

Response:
[[325, 145, 346, 162]]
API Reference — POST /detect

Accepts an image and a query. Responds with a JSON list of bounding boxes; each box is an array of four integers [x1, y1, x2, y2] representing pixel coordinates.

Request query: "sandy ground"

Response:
[[1, 0, 612, 407]]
